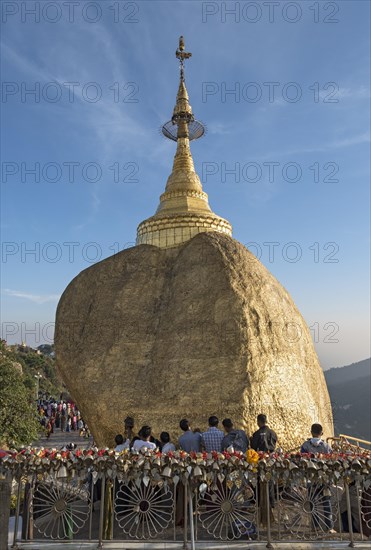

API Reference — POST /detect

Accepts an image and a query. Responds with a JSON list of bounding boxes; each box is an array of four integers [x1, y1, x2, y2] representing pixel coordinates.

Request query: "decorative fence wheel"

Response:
[[114, 481, 174, 539], [33, 479, 90, 539], [361, 485, 371, 529], [279, 482, 338, 540], [198, 480, 256, 540]]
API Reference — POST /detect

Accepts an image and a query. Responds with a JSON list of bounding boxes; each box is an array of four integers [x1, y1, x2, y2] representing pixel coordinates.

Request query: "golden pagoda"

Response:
[[56, 37, 333, 449], [136, 37, 232, 248]]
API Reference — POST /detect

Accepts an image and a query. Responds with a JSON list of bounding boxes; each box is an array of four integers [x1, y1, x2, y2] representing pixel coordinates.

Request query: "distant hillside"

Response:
[[324, 358, 370, 442], [325, 358, 370, 385]]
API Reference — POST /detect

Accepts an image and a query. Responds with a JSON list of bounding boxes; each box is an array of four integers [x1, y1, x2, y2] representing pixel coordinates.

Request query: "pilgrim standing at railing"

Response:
[[178, 418, 202, 452], [201, 416, 224, 452], [132, 426, 157, 451], [301, 423, 336, 534], [251, 414, 277, 517], [221, 418, 249, 452], [123, 416, 136, 445], [160, 432, 176, 453], [250, 414, 277, 453]]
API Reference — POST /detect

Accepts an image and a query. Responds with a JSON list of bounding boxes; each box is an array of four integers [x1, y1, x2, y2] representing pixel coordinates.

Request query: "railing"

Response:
[[1, 447, 371, 549], [338, 435, 371, 451]]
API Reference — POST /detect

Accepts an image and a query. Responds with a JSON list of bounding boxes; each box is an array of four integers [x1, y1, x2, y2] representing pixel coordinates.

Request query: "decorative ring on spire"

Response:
[[162, 36, 205, 142], [162, 119, 205, 142]]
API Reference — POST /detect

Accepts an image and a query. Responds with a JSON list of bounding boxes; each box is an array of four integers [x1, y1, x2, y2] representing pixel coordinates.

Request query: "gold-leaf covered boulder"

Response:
[[55, 231, 333, 449]]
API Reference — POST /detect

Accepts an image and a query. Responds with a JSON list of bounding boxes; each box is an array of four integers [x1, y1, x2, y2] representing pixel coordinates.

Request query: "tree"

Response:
[[0, 359, 39, 448], [37, 344, 55, 356], [19, 348, 62, 397]]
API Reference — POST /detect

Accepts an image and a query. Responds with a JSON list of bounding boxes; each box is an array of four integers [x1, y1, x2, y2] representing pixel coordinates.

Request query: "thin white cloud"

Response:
[[1, 41, 147, 159], [1, 42, 52, 82], [332, 86, 370, 101], [3, 289, 60, 304], [208, 122, 232, 135], [2, 38, 148, 230], [259, 132, 370, 159], [330, 132, 370, 148], [73, 188, 102, 231]]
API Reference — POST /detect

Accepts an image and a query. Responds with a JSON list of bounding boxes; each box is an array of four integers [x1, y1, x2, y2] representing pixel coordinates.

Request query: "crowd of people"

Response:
[[37, 397, 90, 439], [113, 414, 280, 454], [32, 402, 369, 538], [111, 414, 342, 534], [114, 416, 370, 536]]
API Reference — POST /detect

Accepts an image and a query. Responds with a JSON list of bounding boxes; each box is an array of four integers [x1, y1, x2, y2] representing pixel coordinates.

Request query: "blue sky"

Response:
[[1, 0, 370, 369]]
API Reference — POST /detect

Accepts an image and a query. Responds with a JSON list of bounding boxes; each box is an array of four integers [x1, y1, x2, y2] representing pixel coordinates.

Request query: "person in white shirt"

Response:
[[132, 425, 157, 451], [114, 433, 130, 452], [160, 431, 176, 453]]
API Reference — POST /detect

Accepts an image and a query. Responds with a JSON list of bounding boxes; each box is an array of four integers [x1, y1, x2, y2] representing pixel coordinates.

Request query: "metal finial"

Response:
[[162, 37, 204, 142], [176, 35, 192, 67]]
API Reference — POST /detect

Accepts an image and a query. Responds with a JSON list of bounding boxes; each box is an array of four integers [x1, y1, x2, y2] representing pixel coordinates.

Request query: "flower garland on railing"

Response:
[[1, 447, 370, 488]]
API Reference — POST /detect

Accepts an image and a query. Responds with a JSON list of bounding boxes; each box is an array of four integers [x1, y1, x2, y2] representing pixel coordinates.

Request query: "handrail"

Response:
[[339, 434, 371, 446], [2, 451, 371, 547]]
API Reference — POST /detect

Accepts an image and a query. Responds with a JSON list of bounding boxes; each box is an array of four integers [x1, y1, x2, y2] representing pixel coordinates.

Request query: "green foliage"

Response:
[[10, 494, 18, 511], [17, 349, 62, 398], [0, 340, 63, 447], [9, 490, 24, 514], [0, 359, 39, 447], [37, 344, 54, 356]]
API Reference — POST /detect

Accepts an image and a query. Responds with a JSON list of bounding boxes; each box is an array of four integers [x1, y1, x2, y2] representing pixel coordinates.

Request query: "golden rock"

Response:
[[55, 231, 333, 449]]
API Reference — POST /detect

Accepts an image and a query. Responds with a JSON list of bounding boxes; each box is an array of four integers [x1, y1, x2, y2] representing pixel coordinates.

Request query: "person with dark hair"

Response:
[[160, 432, 176, 453], [300, 423, 332, 454], [46, 418, 53, 439], [221, 418, 249, 452], [132, 425, 157, 451], [201, 415, 224, 452], [114, 433, 129, 452], [251, 414, 277, 512], [55, 410, 60, 429], [301, 423, 336, 533], [250, 414, 277, 452], [178, 419, 202, 452], [124, 416, 136, 443], [60, 409, 66, 432]]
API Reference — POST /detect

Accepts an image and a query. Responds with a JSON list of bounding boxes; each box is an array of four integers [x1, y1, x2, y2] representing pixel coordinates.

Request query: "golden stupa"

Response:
[[136, 37, 232, 248]]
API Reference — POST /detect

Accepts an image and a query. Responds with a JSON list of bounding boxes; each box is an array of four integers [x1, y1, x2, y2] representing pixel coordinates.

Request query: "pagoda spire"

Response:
[[160, 37, 207, 204], [136, 37, 232, 248]]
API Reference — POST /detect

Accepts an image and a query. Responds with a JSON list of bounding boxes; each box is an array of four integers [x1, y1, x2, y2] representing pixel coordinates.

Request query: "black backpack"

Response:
[[256, 429, 275, 452], [226, 430, 248, 452]]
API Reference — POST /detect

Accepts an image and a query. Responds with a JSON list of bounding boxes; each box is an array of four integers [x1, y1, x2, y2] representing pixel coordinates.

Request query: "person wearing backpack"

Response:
[[250, 414, 277, 452], [221, 418, 249, 452], [251, 414, 277, 512]]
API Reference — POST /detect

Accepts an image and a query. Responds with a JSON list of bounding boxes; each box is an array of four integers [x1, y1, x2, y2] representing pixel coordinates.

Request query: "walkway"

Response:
[[33, 429, 94, 449]]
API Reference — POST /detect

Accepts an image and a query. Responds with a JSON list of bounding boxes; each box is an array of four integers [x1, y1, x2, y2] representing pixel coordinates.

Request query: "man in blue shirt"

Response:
[[201, 416, 224, 452], [178, 419, 202, 452]]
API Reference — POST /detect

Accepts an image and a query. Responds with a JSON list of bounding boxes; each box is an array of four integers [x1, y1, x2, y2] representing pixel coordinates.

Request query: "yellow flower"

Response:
[[246, 449, 259, 464]]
